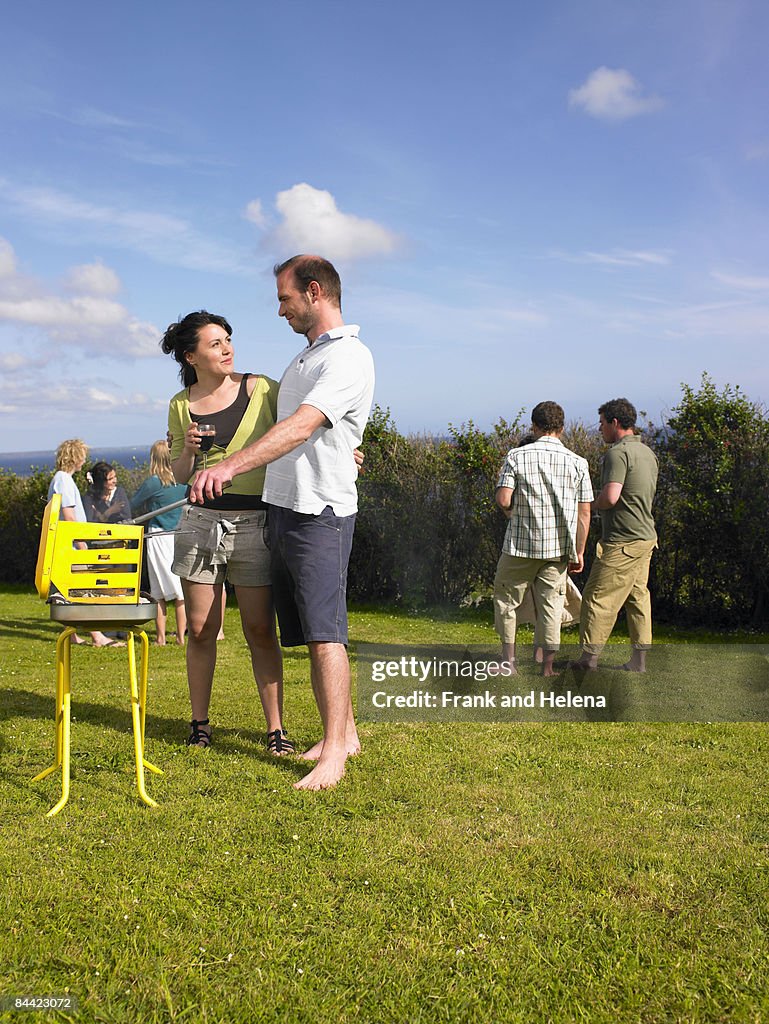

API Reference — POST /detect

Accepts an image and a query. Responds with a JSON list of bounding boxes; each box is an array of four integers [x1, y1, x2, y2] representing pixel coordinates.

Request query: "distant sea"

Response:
[[0, 446, 152, 477]]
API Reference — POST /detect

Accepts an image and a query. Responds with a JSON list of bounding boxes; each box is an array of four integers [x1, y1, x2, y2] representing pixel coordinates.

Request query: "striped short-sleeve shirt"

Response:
[[496, 436, 594, 560]]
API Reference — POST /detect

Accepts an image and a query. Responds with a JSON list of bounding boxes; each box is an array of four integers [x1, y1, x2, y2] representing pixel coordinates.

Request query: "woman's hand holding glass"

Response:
[[184, 422, 217, 469]]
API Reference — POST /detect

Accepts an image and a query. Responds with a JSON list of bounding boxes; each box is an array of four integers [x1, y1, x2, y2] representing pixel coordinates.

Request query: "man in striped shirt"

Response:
[[494, 401, 593, 676]]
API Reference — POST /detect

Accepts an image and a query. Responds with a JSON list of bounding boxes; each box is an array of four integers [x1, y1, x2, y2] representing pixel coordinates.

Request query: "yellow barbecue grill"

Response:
[[33, 493, 162, 816]]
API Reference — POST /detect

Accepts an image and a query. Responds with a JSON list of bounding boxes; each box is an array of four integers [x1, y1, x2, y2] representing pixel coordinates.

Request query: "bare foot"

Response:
[[154, 639, 167, 646], [300, 739, 324, 761], [300, 737, 361, 762], [293, 752, 347, 790], [540, 651, 560, 677], [93, 638, 127, 648], [487, 660, 516, 677]]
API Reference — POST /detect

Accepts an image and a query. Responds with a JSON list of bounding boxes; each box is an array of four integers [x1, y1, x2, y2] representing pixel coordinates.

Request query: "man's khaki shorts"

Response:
[[172, 505, 271, 587]]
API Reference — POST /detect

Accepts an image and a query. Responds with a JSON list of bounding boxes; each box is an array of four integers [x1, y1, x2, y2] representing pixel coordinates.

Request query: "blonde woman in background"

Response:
[[47, 439, 125, 648], [130, 441, 188, 645]]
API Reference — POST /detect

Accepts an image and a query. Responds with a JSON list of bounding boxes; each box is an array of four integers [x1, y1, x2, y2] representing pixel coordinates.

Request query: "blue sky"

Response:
[[1, 0, 767, 451]]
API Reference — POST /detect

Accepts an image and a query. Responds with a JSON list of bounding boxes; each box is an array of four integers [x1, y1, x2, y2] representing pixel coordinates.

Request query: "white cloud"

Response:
[[244, 199, 267, 229], [2, 294, 127, 329], [0, 237, 16, 276], [663, 303, 769, 338], [87, 387, 120, 406], [72, 106, 142, 130], [0, 352, 24, 370], [112, 140, 190, 168], [64, 262, 121, 296], [550, 248, 672, 268], [711, 270, 769, 291], [586, 250, 671, 267], [0, 295, 159, 355], [574, 292, 769, 341], [0, 239, 41, 302], [0, 179, 253, 275], [0, 237, 159, 357], [265, 183, 398, 262], [0, 378, 165, 417], [569, 68, 664, 121]]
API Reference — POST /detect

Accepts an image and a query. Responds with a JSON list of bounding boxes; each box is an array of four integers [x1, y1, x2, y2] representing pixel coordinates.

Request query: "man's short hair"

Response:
[[273, 255, 342, 309], [531, 401, 565, 433], [598, 398, 637, 429]]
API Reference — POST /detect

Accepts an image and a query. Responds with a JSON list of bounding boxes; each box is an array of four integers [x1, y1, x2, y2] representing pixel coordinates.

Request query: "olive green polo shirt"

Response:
[[600, 434, 658, 544]]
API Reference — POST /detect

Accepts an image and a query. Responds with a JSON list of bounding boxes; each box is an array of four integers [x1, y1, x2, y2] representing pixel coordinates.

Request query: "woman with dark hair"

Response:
[[83, 462, 131, 524], [160, 311, 290, 753]]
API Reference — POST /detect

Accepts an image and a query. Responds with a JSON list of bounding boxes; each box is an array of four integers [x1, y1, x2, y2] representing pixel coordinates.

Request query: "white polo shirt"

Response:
[[263, 324, 375, 516]]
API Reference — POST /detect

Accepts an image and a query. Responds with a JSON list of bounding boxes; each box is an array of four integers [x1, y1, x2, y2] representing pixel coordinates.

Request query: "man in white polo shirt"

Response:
[[190, 254, 375, 791]]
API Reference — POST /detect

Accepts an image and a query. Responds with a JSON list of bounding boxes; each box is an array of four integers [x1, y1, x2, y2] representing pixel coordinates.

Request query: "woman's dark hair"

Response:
[[160, 310, 233, 387], [90, 461, 115, 497]]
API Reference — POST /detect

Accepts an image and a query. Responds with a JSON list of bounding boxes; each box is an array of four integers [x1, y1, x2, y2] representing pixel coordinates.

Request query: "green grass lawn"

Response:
[[1, 585, 768, 1023]]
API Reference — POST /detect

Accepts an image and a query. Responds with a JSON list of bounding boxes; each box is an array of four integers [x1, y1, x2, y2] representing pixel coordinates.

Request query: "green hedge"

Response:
[[4, 377, 768, 627], [348, 376, 769, 627], [347, 407, 606, 605], [650, 375, 769, 627]]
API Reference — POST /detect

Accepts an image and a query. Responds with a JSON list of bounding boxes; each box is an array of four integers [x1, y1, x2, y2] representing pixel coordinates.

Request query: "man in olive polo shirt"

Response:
[[573, 398, 658, 672]]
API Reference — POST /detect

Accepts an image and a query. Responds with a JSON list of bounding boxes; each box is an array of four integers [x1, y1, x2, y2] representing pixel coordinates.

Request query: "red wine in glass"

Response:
[[196, 424, 216, 466]]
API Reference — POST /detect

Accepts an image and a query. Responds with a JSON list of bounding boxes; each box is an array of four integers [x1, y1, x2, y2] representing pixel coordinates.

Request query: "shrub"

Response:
[[349, 408, 527, 605], [0, 470, 51, 583], [653, 374, 769, 627]]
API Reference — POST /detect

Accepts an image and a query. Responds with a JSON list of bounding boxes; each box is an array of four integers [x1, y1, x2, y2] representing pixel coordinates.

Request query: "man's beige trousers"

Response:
[[493, 554, 568, 650], [580, 539, 656, 654]]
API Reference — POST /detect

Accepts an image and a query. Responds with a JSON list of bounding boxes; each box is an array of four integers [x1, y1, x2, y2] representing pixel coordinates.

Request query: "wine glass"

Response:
[[196, 423, 216, 469]]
